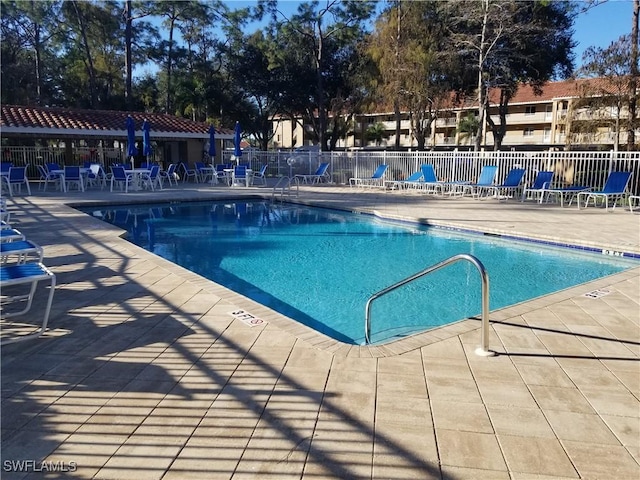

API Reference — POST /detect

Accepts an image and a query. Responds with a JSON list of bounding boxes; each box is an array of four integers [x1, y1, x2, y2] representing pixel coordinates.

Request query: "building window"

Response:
[[525, 106, 536, 115], [523, 128, 534, 137], [543, 128, 551, 141]]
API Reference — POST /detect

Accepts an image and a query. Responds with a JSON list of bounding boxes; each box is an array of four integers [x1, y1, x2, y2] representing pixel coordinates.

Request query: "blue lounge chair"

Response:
[[460, 165, 499, 197], [420, 164, 447, 195], [1, 262, 56, 345], [544, 185, 591, 207], [475, 168, 526, 200], [521, 171, 554, 203], [0, 228, 25, 243], [385, 170, 423, 190], [349, 164, 388, 188], [295, 162, 330, 184], [578, 171, 632, 211], [1, 239, 44, 264]]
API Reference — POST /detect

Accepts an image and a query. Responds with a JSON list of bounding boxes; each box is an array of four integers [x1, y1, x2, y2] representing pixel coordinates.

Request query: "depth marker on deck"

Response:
[[229, 309, 266, 327], [583, 289, 611, 299]]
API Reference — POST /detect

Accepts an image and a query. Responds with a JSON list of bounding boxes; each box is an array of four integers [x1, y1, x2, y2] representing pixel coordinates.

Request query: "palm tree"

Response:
[[456, 113, 480, 145], [365, 122, 389, 146]]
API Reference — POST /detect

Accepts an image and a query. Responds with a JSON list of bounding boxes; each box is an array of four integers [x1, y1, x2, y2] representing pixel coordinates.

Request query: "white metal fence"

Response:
[[3, 146, 640, 195], [227, 149, 640, 195]]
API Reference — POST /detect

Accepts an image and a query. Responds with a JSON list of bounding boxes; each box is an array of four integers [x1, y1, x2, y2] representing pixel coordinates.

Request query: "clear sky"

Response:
[[572, 0, 633, 65]]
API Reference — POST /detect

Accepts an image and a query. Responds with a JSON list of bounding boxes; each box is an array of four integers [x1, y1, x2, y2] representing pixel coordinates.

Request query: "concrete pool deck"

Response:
[[1, 181, 639, 479]]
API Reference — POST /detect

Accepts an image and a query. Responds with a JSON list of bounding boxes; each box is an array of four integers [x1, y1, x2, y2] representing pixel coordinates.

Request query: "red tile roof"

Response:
[[1, 105, 232, 139]]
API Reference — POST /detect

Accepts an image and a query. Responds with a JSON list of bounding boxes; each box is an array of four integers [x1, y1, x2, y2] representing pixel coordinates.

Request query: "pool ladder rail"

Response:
[[364, 253, 495, 357], [272, 176, 300, 202]]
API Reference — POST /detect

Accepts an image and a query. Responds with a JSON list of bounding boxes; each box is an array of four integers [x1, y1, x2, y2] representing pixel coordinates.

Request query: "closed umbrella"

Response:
[[233, 121, 242, 161], [142, 120, 152, 161], [208, 125, 216, 160], [126, 116, 137, 166]]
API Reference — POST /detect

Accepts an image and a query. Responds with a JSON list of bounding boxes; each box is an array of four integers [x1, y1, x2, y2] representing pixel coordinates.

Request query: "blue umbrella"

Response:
[[208, 125, 216, 159], [126, 115, 137, 159], [233, 121, 242, 158], [142, 120, 152, 157]]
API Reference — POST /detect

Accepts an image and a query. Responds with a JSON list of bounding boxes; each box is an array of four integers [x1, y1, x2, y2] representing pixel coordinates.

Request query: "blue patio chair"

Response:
[[474, 168, 526, 200], [37, 164, 61, 192], [0, 262, 56, 345], [110, 165, 135, 192], [159, 163, 178, 187], [63, 165, 84, 192], [349, 164, 388, 188], [521, 171, 554, 203], [460, 165, 499, 197], [216, 164, 232, 185], [577, 171, 632, 212], [4, 166, 31, 197], [141, 165, 162, 191], [86, 164, 107, 189], [46, 162, 61, 174], [232, 165, 250, 187], [252, 164, 268, 185], [295, 162, 330, 185], [195, 162, 213, 183], [178, 162, 198, 183]]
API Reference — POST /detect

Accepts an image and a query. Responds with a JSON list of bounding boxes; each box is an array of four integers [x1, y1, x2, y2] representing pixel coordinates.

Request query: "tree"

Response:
[[629, 0, 639, 149], [365, 121, 388, 146], [272, 0, 375, 150], [0, 0, 62, 106], [446, 0, 575, 151], [577, 36, 637, 151], [456, 113, 480, 146]]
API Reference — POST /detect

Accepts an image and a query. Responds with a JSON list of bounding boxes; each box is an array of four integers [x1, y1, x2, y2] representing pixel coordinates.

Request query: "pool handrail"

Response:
[[272, 176, 299, 202], [364, 253, 495, 356]]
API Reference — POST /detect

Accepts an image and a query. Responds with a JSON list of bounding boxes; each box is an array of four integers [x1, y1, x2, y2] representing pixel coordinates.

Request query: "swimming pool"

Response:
[[80, 200, 637, 345]]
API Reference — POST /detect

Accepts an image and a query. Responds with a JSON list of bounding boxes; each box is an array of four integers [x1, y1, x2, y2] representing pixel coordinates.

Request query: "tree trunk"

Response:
[[628, 0, 639, 149], [72, 1, 97, 108], [166, 18, 175, 114], [315, 22, 326, 151], [474, 0, 490, 152], [124, 0, 133, 111]]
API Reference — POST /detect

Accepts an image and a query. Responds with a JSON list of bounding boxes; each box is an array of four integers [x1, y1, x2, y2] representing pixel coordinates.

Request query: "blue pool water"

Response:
[[80, 200, 636, 345]]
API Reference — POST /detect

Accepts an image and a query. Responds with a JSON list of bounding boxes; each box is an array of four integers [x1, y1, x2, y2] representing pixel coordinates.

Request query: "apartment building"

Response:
[[272, 78, 635, 151]]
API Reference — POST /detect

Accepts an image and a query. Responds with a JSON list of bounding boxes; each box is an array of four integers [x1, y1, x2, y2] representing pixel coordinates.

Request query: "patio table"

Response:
[[50, 168, 88, 193], [130, 168, 151, 191]]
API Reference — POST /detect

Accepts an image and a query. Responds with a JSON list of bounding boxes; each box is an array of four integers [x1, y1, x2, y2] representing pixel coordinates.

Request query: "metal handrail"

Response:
[[364, 253, 495, 356], [271, 176, 299, 201]]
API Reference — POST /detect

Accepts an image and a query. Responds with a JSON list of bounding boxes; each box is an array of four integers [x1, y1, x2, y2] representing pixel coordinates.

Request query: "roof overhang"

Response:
[[0, 126, 234, 140]]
